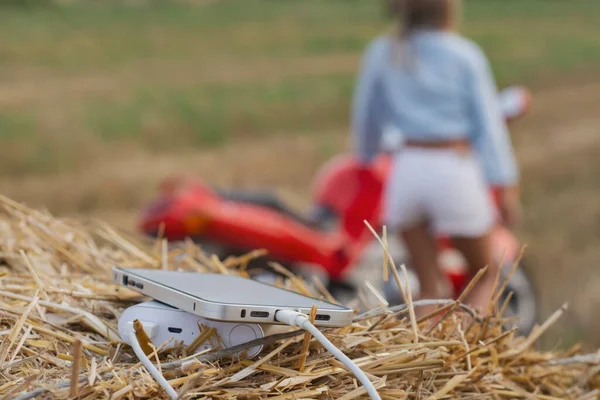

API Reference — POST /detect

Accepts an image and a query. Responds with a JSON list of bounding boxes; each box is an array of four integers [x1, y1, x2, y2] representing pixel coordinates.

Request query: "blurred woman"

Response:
[[352, 0, 521, 314]]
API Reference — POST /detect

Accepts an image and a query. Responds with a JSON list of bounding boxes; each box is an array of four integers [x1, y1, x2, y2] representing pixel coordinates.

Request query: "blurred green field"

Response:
[[1, 0, 600, 174]]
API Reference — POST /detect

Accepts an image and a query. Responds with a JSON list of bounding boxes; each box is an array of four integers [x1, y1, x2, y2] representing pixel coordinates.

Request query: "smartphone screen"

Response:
[[124, 269, 350, 311]]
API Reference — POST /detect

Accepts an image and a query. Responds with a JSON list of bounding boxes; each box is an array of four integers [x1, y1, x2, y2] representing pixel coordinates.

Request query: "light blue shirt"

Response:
[[352, 31, 519, 185]]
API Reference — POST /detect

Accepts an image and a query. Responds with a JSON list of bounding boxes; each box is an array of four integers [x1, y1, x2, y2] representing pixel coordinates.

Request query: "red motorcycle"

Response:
[[140, 87, 537, 332]]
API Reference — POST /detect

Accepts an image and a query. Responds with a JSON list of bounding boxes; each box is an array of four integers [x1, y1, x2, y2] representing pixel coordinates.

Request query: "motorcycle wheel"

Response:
[[381, 258, 538, 334], [497, 258, 538, 334]]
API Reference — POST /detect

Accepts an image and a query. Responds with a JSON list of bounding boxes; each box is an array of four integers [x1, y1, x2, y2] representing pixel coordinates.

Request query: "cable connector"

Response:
[[275, 309, 308, 327]]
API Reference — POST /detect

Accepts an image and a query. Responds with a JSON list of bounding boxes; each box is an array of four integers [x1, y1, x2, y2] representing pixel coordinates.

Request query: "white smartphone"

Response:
[[113, 267, 354, 327]]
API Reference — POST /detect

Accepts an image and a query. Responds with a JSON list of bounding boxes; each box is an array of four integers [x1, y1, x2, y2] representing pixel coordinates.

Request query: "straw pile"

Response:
[[0, 195, 599, 400]]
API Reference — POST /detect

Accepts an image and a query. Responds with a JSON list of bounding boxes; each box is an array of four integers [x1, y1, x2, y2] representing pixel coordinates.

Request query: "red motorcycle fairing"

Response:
[[312, 155, 390, 231], [141, 154, 520, 283], [141, 180, 350, 276], [311, 155, 391, 271]]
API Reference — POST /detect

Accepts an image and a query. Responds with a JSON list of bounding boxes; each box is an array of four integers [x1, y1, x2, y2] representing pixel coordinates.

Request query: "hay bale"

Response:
[[0, 194, 597, 400]]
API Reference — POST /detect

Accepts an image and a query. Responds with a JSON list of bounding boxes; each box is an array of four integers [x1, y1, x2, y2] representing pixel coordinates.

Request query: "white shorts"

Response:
[[383, 148, 496, 237]]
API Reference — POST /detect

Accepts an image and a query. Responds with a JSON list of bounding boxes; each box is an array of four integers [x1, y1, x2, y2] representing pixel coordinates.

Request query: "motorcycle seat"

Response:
[[215, 189, 318, 228]]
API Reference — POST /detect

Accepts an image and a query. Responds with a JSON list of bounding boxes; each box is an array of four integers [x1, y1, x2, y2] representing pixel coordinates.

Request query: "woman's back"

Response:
[[387, 31, 483, 138], [360, 30, 490, 139], [353, 29, 518, 186]]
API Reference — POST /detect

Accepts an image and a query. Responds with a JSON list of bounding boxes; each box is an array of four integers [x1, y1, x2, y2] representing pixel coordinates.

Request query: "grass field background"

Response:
[[1, 0, 600, 348], [1, 0, 600, 174]]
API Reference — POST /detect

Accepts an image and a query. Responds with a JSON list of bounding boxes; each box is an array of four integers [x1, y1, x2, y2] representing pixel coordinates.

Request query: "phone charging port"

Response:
[[315, 314, 331, 321], [168, 327, 183, 334], [250, 311, 269, 318]]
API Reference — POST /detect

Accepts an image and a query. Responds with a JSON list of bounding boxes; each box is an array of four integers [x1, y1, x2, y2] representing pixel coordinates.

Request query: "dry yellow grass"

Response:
[[0, 195, 599, 400]]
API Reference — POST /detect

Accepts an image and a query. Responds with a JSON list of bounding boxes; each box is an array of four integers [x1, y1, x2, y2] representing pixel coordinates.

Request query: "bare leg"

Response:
[[401, 222, 448, 318], [451, 232, 497, 314]]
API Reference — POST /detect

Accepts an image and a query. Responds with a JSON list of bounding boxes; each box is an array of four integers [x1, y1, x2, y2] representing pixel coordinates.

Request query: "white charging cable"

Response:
[[128, 313, 380, 400], [129, 326, 178, 399], [275, 310, 381, 400]]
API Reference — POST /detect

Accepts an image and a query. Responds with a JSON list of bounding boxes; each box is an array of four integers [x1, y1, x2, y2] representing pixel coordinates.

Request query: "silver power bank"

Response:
[[113, 267, 354, 327]]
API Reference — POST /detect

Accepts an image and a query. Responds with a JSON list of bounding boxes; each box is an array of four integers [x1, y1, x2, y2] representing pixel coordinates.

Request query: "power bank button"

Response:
[[229, 324, 259, 347]]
